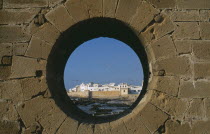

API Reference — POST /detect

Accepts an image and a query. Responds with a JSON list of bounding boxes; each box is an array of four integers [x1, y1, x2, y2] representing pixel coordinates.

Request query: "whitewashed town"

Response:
[[68, 82, 142, 94]]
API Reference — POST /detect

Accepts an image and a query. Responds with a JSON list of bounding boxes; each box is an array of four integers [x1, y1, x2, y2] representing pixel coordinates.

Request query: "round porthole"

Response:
[[47, 17, 149, 123]]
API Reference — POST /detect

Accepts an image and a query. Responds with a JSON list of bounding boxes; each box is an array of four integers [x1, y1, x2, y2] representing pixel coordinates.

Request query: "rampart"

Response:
[[1, 0, 210, 133]]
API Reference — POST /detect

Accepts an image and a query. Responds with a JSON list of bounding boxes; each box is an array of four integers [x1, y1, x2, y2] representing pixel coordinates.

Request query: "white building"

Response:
[[69, 82, 143, 94]]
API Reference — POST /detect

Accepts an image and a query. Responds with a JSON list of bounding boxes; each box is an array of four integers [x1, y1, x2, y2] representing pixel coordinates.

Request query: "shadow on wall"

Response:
[[46, 17, 149, 124]]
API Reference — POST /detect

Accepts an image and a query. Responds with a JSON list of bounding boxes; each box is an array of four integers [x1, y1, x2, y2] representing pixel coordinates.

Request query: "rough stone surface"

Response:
[[147, 0, 175, 9], [94, 123, 112, 134], [0, 0, 2, 9], [0, 43, 12, 60], [177, 0, 210, 9], [65, 0, 89, 22], [174, 40, 192, 55], [200, 22, 210, 40], [165, 120, 191, 134], [0, 80, 24, 104], [116, 0, 141, 23], [0, 9, 40, 24], [56, 118, 78, 134], [185, 99, 205, 121], [0, 100, 19, 121], [171, 10, 200, 22], [103, 0, 118, 18], [139, 103, 168, 133], [3, 0, 48, 8], [149, 76, 179, 96], [20, 77, 47, 100], [77, 123, 94, 134], [153, 56, 191, 76], [0, 25, 31, 43], [130, 1, 158, 32], [194, 63, 210, 79], [25, 36, 52, 59], [45, 5, 75, 32], [149, 35, 176, 60], [33, 23, 60, 44], [0, 120, 20, 134], [10, 56, 46, 78], [193, 41, 210, 61], [84, 0, 103, 18], [200, 10, 210, 21], [179, 81, 210, 98], [191, 121, 210, 133], [13, 43, 28, 56], [173, 22, 200, 39], [204, 99, 210, 119], [151, 91, 188, 120]]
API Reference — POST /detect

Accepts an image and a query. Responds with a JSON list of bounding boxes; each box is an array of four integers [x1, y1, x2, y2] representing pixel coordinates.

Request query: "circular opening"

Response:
[[47, 17, 149, 123], [64, 37, 144, 117]]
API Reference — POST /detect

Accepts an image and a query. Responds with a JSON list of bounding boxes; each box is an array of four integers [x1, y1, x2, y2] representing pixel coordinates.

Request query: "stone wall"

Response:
[[0, 0, 210, 134]]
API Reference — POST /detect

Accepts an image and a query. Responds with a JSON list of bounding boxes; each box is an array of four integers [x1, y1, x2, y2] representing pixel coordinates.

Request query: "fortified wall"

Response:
[[1, 0, 210, 134]]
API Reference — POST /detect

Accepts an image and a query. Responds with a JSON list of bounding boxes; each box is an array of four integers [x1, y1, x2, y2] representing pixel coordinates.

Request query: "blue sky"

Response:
[[64, 37, 143, 90]]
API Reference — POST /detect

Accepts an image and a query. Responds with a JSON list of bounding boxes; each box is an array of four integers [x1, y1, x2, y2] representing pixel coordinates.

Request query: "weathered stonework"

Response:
[[1, 0, 210, 133]]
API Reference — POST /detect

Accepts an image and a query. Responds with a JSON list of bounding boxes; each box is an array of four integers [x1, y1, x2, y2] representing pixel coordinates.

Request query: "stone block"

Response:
[[65, 0, 89, 22], [154, 16, 175, 39], [49, 0, 63, 7], [200, 10, 210, 21], [17, 96, 65, 131], [24, 122, 42, 134], [200, 22, 210, 40], [0, 9, 40, 24], [56, 118, 78, 134], [116, 0, 141, 23], [0, 66, 11, 80], [45, 5, 75, 32], [204, 99, 210, 118], [3, 0, 48, 8], [94, 123, 112, 134], [0, 25, 31, 43], [193, 40, 210, 61], [110, 120, 129, 134], [33, 23, 60, 44], [179, 81, 210, 98], [25, 36, 52, 59], [149, 36, 176, 60], [0, 120, 20, 134], [171, 10, 200, 22], [177, 0, 210, 9], [191, 121, 210, 133], [84, 0, 103, 18], [174, 40, 192, 55], [139, 103, 168, 133], [151, 91, 188, 120], [0, 80, 24, 104], [153, 56, 191, 76], [0, 43, 12, 60], [173, 22, 200, 40], [10, 56, 46, 78], [20, 77, 48, 100], [194, 63, 210, 79], [77, 123, 94, 134], [165, 120, 191, 134], [150, 76, 179, 96], [0, 100, 19, 121], [13, 43, 28, 56], [130, 1, 158, 32], [185, 99, 205, 120], [122, 116, 150, 134], [103, 0, 118, 18], [39, 105, 67, 134], [147, 0, 175, 9], [139, 26, 155, 46], [1, 56, 12, 65]]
